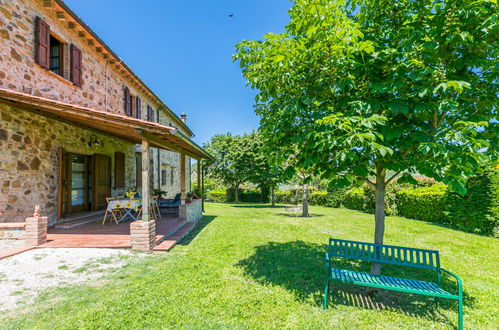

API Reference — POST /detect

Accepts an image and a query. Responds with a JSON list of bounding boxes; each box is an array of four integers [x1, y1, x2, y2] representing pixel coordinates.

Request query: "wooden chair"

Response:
[[151, 196, 161, 220], [102, 197, 122, 224]]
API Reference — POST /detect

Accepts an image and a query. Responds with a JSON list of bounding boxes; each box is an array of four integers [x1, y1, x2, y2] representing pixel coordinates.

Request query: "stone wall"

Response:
[[0, 102, 136, 223], [0, 0, 197, 222], [185, 199, 202, 222], [0, 0, 190, 136]]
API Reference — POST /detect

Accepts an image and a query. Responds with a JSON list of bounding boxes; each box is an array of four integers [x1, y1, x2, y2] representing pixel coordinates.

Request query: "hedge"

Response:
[[396, 183, 447, 223], [309, 191, 328, 206], [206, 190, 228, 203], [207, 188, 270, 203], [445, 170, 498, 236], [343, 187, 364, 211], [206, 171, 498, 236]]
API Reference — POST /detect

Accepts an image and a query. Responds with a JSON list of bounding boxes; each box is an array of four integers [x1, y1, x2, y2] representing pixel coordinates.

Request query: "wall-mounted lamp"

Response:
[[88, 134, 103, 147]]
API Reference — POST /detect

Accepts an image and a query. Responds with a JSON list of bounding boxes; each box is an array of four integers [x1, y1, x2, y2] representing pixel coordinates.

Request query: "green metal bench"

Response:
[[324, 238, 463, 329]]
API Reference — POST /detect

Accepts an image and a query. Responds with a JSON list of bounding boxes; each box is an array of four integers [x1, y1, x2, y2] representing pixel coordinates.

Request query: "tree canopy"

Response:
[[234, 0, 498, 272], [203, 132, 282, 202]]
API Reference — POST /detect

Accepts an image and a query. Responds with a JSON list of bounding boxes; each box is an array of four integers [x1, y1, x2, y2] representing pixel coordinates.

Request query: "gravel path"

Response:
[[0, 248, 142, 312], [0, 240, 25, 254]]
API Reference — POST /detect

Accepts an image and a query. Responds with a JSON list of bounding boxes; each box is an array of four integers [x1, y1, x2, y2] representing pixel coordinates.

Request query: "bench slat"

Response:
[[328, 238, 440, 270]]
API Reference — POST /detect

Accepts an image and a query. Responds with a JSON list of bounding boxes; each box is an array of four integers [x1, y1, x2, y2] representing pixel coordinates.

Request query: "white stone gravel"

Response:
[[0, 240, 25, 254], [0, 248, 142, 312]]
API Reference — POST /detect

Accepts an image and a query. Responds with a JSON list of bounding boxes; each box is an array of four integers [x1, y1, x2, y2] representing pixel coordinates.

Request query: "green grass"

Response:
[[2, 204, 498, 329]]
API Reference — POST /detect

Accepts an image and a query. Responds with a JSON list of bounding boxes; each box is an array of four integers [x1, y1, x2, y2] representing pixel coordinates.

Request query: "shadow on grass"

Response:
[[237, 240, 476, 326], [177, 215, 217, 246], [229, 204, 285, 209], [276, 213, 325, 218]]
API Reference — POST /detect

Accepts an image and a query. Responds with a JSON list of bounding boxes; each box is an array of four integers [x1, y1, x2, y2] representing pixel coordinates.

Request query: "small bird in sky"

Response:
[[228, 14, 234, 18]]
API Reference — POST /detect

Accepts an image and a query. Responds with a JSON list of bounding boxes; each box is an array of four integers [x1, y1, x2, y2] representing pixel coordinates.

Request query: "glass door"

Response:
[[70, 155, 87, 213]]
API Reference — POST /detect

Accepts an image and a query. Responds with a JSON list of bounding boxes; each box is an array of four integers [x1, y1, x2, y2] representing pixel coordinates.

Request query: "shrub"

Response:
[[445, 170, 499, 236], [343, 187, 364, 211], [309, 191, 328, 206], [325, 187, 347, 208], [241, 190, 264, 203], [363, 182, 412, 216], [274, 190, 294, 204], [396, 183, 447, 223], [206, 190, 228, 203]]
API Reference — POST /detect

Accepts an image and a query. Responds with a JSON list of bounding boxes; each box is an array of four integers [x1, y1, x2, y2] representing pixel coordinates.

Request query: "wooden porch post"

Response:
[[180, 153, 186, 203], [130, 138, 156, 251], [141, 138, 150, 221], [179, 153, 187, 220], [197, 160, 201, 190]]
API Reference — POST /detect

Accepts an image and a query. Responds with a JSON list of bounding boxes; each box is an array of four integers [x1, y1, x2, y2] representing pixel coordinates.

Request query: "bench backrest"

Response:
[[328, 238, 440, 270]]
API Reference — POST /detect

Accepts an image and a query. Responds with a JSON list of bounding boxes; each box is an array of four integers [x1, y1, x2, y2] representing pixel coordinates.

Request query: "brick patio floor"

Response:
[[40, 216, 186, 249]]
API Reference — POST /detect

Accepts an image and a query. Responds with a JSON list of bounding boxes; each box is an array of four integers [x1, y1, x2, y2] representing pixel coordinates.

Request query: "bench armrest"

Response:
[[440, 268, 463, 296], [326, 253, 332, 261]]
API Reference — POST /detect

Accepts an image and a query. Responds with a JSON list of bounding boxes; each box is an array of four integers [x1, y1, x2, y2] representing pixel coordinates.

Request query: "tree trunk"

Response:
[[302, 184, 309, 217], [271, 186, 275, 207], [370, 167, 386, 276], [234, 185, 239, 203]]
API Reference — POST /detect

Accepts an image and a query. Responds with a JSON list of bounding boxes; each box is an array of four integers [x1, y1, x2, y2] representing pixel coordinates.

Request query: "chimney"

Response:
[[180, 113, 187, 124]]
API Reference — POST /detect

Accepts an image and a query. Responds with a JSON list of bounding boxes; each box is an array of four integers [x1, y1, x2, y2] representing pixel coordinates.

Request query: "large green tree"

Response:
[[203, 134, 247, 202], [235, 0, 498, 274], [240, 132, 284, 206], [203, 132, 281, 203]]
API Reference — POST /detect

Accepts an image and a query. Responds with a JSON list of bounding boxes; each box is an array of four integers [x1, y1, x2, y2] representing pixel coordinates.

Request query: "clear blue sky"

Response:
[[65, 0, 292, 145]]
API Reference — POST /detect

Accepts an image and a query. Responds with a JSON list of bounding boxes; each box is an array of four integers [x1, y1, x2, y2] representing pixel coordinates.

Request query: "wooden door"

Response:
[[136, 152, 142, 189], [93, 154, 111, 211], [69, 154, 90, 214], [59, 150, 69, 218]]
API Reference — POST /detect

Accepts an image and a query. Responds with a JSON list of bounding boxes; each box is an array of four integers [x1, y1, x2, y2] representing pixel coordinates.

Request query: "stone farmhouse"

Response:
[[0, 0, 211, 251]]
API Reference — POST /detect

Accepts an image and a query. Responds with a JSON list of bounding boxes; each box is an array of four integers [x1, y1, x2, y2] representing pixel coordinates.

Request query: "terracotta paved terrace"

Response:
[[42, 216, 187, 249]]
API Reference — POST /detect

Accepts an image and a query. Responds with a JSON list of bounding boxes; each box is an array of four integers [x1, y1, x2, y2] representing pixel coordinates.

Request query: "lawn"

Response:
[[2, 203, 498, 329]]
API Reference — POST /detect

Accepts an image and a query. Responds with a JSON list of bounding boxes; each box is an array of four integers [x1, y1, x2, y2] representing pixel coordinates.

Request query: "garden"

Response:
[[1, 203, 497, 328]]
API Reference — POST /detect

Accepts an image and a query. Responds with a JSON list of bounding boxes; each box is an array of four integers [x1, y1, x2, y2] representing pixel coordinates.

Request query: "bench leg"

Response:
[[323, 279, 330, 310], [458, 297, 463, 330]]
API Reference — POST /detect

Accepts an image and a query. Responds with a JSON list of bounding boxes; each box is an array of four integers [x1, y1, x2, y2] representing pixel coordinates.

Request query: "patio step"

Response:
[[54, 211, 104, 229], [153, 222, 196, 252]]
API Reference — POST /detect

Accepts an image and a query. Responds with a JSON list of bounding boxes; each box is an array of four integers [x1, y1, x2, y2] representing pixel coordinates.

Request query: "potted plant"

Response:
[[186, 192, 193, 203], [152, 188, 167, 200]]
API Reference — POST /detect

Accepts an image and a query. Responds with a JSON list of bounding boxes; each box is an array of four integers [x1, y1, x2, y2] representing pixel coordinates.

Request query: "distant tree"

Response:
[[235, 0, 498, 274], [203, 134, 247, 202], [241, 132, 284, 206]]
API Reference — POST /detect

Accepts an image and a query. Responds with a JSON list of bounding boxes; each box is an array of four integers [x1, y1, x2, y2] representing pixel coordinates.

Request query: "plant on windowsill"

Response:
[[152, 189, 167, 199], [186, 192, 193, 204]]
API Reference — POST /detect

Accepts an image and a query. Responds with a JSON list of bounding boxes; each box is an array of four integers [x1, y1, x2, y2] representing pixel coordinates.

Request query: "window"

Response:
[[130, 95, 136, 118], [35, 17, 83, 86], [135, 96, 141, 119], [161, 164, 167, 186], [70, 44, 82, 86], [161, 170, 167, 185], [147, 105, 154, 122], [124, 87, 131, 116], [49, 35, 62, 75], [124, 89, 142, 118]]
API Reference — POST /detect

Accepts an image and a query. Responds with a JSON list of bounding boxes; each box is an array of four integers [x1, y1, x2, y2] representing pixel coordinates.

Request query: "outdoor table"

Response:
[[106, 198, 142, 223]]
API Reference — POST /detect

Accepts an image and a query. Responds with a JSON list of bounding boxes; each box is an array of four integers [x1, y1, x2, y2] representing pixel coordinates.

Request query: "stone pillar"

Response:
[[25, 216, 48, 246], [179, 204, 187, 220], [130, 220, 156, 251]]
